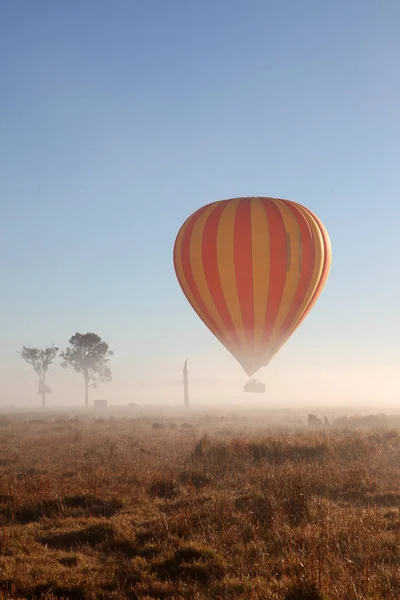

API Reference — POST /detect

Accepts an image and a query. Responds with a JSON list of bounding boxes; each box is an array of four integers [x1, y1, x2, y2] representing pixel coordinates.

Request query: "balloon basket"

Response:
[[244, 379, 265, 393]]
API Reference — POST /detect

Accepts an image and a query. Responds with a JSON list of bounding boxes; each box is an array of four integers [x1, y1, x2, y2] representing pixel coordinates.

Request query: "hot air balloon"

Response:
[[173, 197, 331, 391]]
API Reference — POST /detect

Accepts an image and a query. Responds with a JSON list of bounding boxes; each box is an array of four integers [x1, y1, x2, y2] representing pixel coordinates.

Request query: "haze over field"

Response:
[[1, 1, 399, 410]]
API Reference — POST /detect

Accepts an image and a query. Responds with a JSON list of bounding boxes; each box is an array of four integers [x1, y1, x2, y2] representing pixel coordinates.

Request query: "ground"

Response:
[[0, 409, 399, 599]]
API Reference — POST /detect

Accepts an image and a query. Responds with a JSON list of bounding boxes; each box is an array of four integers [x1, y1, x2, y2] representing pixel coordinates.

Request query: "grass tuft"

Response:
[[40, 522, 115, 550], [284, 582, 327, 600]]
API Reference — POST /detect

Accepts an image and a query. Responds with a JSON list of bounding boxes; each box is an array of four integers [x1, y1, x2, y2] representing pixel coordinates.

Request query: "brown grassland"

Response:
[[0, 411, 399, 599]]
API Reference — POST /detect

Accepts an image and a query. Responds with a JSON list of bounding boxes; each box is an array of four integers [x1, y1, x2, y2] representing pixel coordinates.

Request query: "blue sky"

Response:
[[1, 1, 399, 407]]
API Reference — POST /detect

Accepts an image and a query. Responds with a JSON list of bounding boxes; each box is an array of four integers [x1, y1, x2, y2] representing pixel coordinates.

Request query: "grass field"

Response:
[[0, 411, 399, 599]]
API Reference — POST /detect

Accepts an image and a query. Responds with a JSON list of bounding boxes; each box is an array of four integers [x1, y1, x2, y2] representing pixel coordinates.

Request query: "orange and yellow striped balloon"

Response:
[[173, 197, 331, 377]]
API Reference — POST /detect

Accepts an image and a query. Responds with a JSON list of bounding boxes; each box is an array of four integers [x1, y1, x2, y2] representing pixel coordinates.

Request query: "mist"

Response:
[[2, 352, 399, 415]]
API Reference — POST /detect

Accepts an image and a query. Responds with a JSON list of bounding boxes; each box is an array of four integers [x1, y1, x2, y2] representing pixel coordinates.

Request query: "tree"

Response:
[[60, 333, 113, 407], [19, 344, 59, 409]]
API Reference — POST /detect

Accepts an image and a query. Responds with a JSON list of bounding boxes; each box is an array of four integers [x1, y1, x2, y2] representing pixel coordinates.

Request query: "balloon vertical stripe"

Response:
[[217, 199, 247, 349], [234, 199, 254, 352], [268, 199, 303, 351], [278, 202, 325, 349], [279, 202, 316, 340], [259, 199, 288, 356], [280, 203, 331, 348], [178, 206, 230, 348], [190, 204, 233, 345], [201, 202, 241, 347], [250, 198, 271, 353]]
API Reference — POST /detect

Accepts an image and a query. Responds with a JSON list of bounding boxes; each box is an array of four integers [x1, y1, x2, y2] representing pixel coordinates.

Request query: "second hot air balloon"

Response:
[[173, 196, 331, 385]]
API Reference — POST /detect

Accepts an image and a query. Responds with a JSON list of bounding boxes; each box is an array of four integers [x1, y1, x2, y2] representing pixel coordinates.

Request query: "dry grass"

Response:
[[0, 412, 399, 599]]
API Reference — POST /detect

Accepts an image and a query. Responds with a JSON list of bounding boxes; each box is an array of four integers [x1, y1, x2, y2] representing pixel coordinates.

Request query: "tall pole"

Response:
[[183, 359, 190, 408]]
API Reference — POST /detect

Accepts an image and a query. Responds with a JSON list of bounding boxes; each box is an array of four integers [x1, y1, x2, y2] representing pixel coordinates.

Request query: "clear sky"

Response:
[[1, 0, 399, 409]]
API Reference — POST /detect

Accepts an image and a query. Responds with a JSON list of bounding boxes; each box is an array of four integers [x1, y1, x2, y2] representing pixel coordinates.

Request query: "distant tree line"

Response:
[[19, 332, 113, 408]]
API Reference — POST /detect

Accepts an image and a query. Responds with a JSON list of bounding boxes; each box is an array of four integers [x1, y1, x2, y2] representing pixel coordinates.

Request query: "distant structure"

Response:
[[94, 399, 108, 409], [308, 414, 323, 429], [183, 360, 190, 408]]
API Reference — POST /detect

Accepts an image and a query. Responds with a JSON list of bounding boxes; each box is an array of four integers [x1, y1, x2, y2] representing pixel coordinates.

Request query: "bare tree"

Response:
[[19, 344, 59, 408], [60, 332, 113, 407]]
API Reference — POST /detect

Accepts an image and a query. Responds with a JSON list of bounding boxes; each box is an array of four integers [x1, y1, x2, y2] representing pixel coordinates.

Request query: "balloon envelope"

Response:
[[173, 197, 331, 376]]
